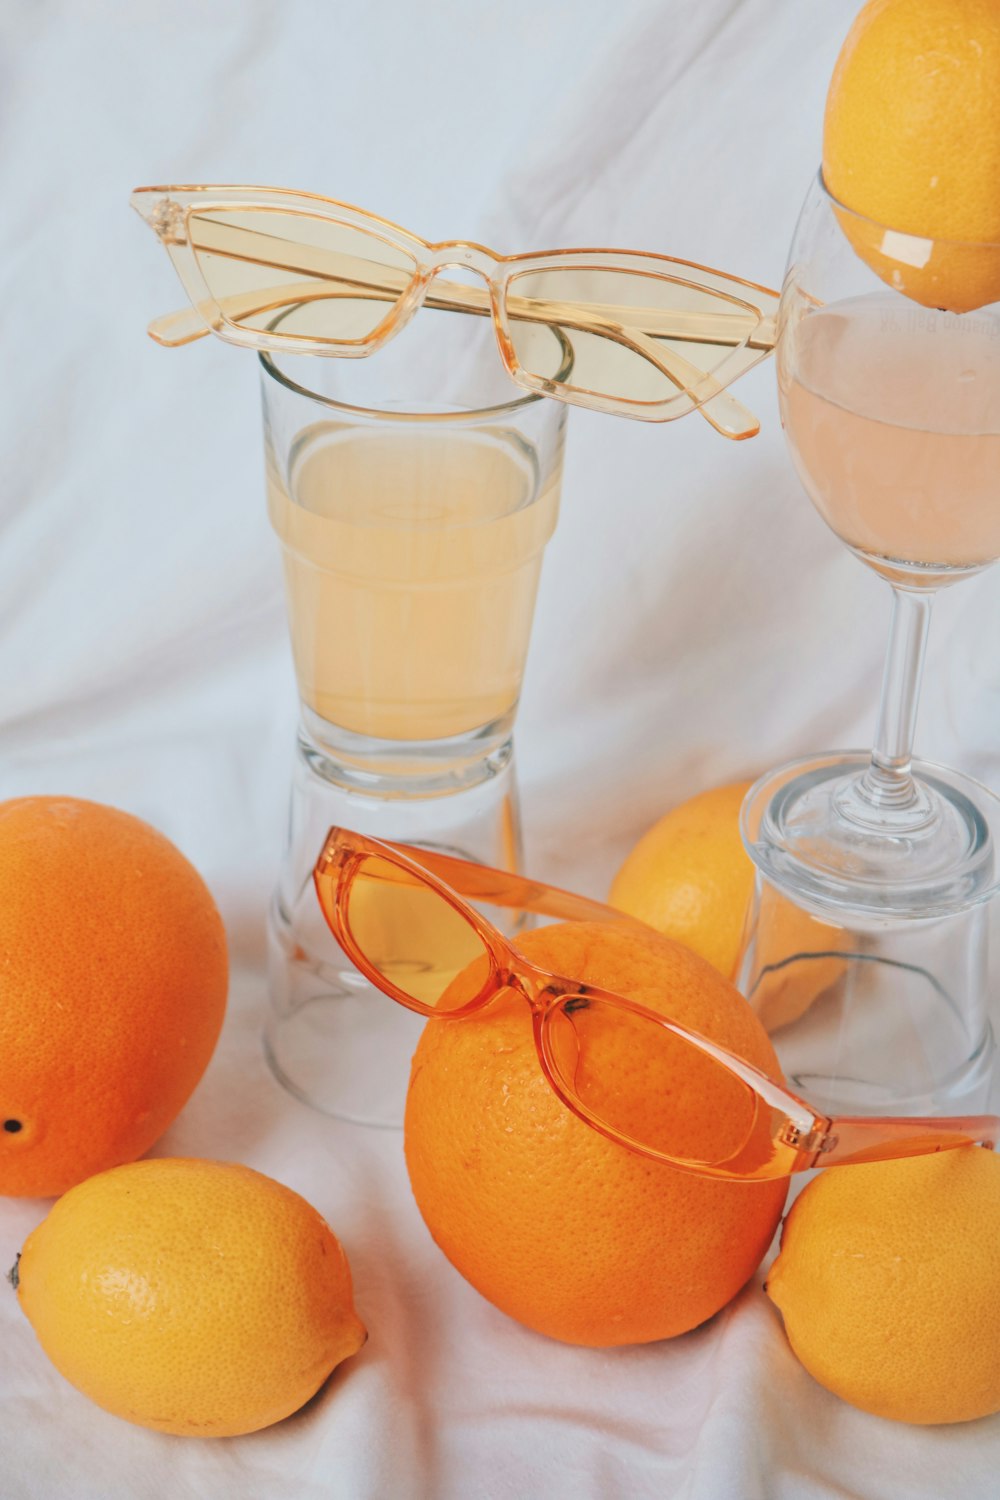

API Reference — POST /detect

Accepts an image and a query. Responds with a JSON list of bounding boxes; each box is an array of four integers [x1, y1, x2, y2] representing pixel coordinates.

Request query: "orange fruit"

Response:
[[404, 921, 787, 1346], [13, 1158, 366, 1436], [609, 780, 754, 980], [0, 797, 228, 1198], [823, 0, 1000, 312], [767, 1148, 1000, 1424]]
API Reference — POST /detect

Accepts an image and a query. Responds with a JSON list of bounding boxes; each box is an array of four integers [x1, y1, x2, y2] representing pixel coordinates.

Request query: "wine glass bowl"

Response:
[[778, 179, 1000, 591]]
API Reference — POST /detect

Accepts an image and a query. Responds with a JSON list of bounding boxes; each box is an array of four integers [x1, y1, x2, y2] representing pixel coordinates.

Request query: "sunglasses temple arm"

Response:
[[145, 277, 403, 346], [146, 288, 764, 439], [380, 844, 646, 929], [145, 301, 760, 441], [813, 1113, 1000, 1169], [147, 306, 214, 347], [144, 230, 776, 358], [620, 323, 761, 439], [146, 217, 777, 350], [146, 276, 417, 346]]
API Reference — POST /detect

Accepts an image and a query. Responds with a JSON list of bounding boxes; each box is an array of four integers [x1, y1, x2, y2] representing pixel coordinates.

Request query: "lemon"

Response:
[[611, 782, 848, 1032], [609, 781, 754, 980], [13, 1158, 367, 1436], [767, 1148, 1000, 1424]]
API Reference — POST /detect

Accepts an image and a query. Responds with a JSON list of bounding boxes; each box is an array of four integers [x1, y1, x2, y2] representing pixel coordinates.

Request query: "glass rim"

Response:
[[258, 346, 547, 424], [817, 169, 1000, 253]]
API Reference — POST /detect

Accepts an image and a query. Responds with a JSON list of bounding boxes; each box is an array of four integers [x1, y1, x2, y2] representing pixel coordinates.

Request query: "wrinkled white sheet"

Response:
[[2, 2, 999, 1496]]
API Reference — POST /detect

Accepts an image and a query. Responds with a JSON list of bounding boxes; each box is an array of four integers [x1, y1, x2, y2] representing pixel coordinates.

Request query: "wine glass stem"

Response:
[[859, 585, 935, 811]]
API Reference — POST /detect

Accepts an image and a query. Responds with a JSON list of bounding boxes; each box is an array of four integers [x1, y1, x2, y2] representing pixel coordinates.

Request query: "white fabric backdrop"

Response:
[[2, 2, 999, 1496]]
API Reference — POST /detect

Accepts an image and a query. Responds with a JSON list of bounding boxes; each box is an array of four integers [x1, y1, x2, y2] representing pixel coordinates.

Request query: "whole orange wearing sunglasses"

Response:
[[314, 829, 998, 1181]]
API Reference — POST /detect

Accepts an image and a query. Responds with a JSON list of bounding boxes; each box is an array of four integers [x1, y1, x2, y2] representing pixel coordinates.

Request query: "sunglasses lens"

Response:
[[504, 267, 761, 411], [187, 208, 418, 343], [343, 854, 490, 1012], [545, 997, 758, 1167]]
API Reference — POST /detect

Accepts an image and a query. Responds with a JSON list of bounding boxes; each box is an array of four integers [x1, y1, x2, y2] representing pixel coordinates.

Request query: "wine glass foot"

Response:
[[743, 752, 1000, 919]]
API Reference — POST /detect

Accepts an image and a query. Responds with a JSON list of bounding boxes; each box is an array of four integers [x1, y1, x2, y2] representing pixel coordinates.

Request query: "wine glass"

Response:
[[737, 173, 1000, 1114]]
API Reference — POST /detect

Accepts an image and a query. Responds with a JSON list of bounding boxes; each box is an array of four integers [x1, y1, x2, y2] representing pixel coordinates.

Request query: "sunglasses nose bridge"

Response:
[[530, 975, 592, 1015], [426, 241, 499, 282], [494, 958, 555, 1014]]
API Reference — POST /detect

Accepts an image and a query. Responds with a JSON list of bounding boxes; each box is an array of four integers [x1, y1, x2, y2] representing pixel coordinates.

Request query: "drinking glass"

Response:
[[736, 174, 1000, 1115], [262, 307, 568, 1126]]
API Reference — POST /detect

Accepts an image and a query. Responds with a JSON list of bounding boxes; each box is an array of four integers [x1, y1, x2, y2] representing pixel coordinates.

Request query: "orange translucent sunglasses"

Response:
[[314, 829, 998, 1181], [130, 183, 779, 440]]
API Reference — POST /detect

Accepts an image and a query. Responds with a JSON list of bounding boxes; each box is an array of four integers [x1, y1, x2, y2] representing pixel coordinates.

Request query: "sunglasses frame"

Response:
[[314, 829, 998, 1181], [130, 183, 779, 439]]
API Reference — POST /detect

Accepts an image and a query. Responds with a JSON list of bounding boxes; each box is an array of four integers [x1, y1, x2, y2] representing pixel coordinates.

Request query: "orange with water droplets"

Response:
[[405, 920, 787, 1347]]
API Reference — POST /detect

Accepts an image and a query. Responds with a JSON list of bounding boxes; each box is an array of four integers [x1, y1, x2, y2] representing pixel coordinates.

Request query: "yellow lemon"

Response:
[[767, 1148, 1000, 1424], [609, 781, 754, 980], [823, 0, 1000, 312], [13, 1158, 366, 1437], [611, 782, 849, 1033]]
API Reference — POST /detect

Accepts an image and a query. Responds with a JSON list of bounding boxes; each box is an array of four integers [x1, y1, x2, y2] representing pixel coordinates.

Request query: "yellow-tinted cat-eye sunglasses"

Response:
[[131, 183, 779, 440]]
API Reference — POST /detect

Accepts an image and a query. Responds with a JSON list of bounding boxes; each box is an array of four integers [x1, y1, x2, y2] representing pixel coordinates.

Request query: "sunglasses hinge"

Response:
[[779, 1122, 837, 1155], [151, 198, 186, 245]]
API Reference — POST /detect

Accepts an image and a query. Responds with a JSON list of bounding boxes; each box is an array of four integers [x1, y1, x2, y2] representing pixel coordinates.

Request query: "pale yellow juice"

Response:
[[268, 422, 561, 742], [779, 295, 1000, 572]]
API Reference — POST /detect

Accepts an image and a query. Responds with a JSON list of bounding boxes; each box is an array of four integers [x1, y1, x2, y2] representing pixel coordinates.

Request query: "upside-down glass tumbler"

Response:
[[261, 311, 567, 1126], [738, 759, 996, 1117]]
